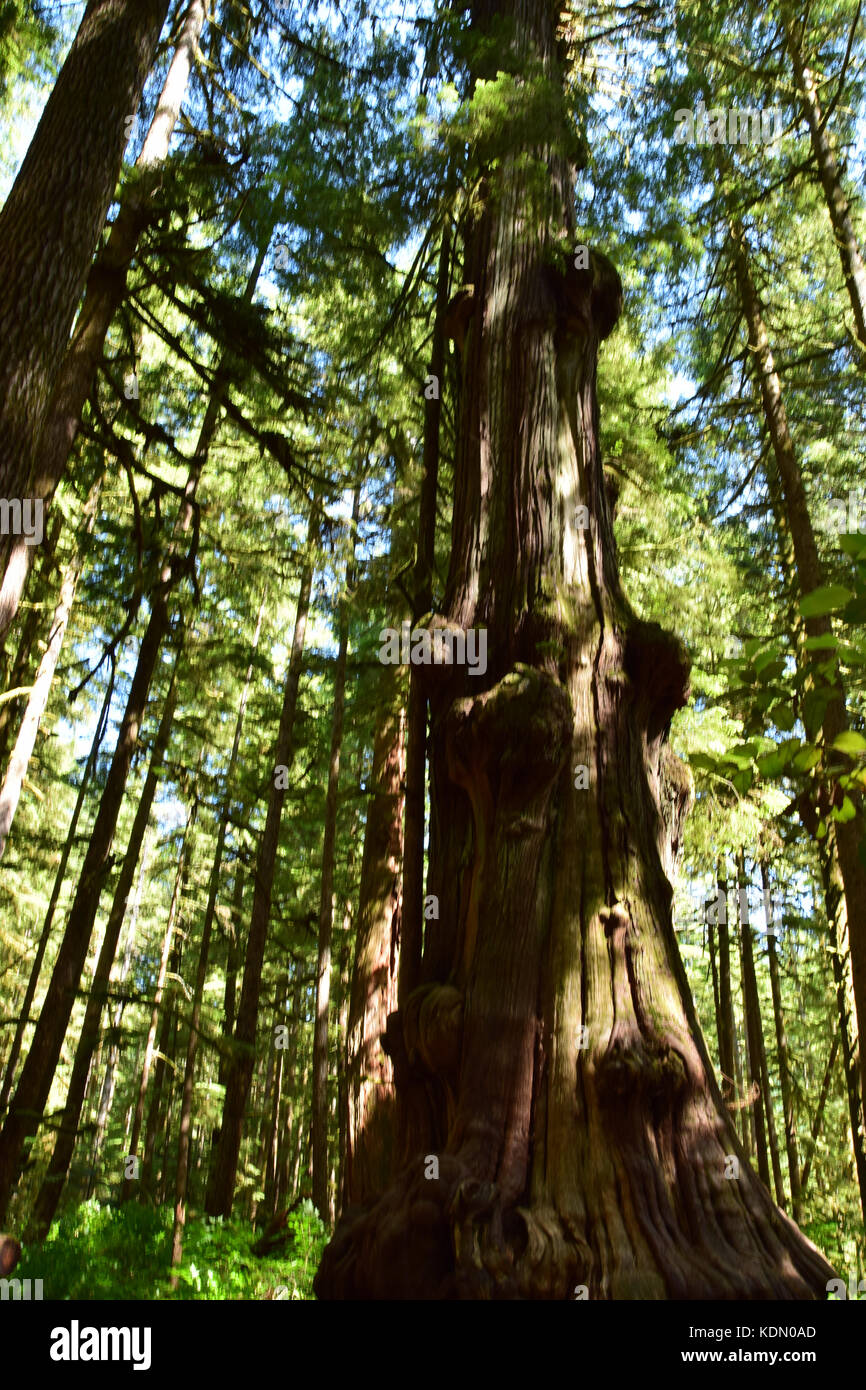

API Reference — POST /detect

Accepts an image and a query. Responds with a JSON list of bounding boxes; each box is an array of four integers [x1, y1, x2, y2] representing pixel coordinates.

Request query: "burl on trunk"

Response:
[[316, 0, 835, 1299]]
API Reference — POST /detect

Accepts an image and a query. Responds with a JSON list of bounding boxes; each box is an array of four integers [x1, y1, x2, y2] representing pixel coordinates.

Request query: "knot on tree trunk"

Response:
[[658, 743, 694, 873], [0, 1233, 21, 1275], [625, 619, 691, 742], [594, 1035, 688, 1106], [443, 286, 476, 352], [543, 247, 623, 347], [445, 665, 573, 796], [401, 983, 464, 1083]]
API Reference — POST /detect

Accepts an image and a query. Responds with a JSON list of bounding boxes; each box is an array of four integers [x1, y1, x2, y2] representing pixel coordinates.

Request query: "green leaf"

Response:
[[799, 585, 853, 618], [802, 690, 830, 737], [838, 533, 866, 559], [803, 634, 839, 651], [743, 636, 767, 661], [831, 731, 866, 755], [792, 744, 821, 772]]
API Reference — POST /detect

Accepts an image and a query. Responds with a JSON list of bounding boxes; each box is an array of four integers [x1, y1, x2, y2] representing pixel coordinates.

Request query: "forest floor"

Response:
[[12, 1198, 326, 1300]]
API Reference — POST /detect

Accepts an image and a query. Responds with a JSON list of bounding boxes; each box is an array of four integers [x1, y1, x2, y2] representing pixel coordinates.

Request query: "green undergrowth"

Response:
[[13, 1198, 327, 1300]]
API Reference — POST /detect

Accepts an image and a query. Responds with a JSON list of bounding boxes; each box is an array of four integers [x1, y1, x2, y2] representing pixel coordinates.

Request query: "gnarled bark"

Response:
[[314, 0, 834, 1301]]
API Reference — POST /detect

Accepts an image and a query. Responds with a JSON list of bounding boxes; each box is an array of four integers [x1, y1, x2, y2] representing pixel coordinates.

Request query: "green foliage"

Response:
[[13, 1200, 327, 1301]]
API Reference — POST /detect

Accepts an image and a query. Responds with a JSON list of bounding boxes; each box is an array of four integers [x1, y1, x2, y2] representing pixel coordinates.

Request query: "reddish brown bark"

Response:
[[315, 0, 835, 1300], [0, 0, 171, 634], [343, 668, 405, 1208]]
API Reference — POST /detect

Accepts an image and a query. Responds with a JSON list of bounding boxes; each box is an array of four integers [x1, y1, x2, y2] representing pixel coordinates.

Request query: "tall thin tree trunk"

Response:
[[817, 842, 866, 1221], [156, 1006, 181, 1205], [33, 1, 208, 515], [760, 398, 866, 1221], [782, 9, 866, 348], [168, 598, 264, 1274], [169, 874, 217, 1282], [0, 666, 115, 1118], [714, 874, 738, 1118], [0, 0, 172, 634], [277, 972, 302, 1209], [730, 213, 866, 1112], [800, 1036, 841, 1199], [205, 504, 319, 1218], [0, 243, 267, 1221], [401, 219, 451, 1002], [0, 478, 101, 858], [312, 488, 359, 1222], [0, 593, 168, 1223], [738, 859, 771, 1190], [0, 513, 63, 767], [218, 864, 245, 1088], [762, 862, 802, 1220], [141, 931, 184, 1201], [262, 977, 288, 1221], [87, 828, 151, 1189], [122, 788, 195, 1202], [27, 663, 178, 1235], [738, 862, 785, 1207]]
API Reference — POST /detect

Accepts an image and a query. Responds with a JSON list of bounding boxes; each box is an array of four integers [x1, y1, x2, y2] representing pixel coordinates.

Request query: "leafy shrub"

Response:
[[13, 1199, 327, 1300]]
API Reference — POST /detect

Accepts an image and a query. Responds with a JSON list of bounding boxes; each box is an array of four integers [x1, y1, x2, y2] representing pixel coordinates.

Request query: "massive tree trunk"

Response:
[[343, 666, 404, 1208], [0, 0, 171, 635], [314, 0, 835, 1300], [205, 505, 318, 1217]]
